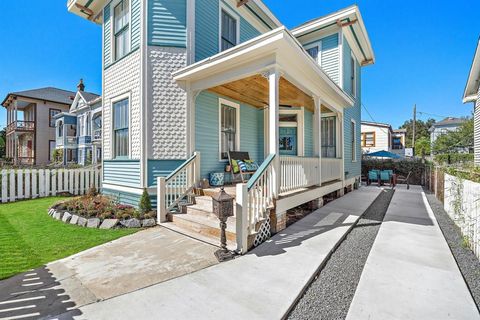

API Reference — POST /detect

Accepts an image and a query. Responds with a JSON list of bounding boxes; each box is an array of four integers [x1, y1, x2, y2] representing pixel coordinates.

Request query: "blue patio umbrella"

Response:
[[364, 150, 402, 159]]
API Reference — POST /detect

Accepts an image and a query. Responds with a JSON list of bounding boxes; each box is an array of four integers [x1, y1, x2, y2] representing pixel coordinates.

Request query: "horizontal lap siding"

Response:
[[103, 160, 141, 187], [147, 159, 185, 186], [343, 36, 362, 180], [476, 87, 480, 165], [148, 0, 187, 47], [195, 0, 261, 62], [131, 0, 141, 49], [196, 91, 264, 178], [321, 34, 340, 85], [102, 188, 141, 207], [304, 109, 313, 157]]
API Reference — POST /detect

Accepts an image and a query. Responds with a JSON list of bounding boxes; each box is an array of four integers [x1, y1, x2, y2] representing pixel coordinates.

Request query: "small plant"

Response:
[[87, 187, 98, 198], [139, 188, 152, 214], [462, 235, 470, 249]]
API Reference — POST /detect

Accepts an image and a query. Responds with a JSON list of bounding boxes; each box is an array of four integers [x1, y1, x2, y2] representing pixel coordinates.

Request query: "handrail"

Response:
[[166, 152, 198, 181], [247, 154, 275, 191]]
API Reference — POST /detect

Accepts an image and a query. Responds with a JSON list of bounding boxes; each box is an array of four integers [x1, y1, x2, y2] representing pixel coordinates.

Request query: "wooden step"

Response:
[[169, 212, 237, 244]]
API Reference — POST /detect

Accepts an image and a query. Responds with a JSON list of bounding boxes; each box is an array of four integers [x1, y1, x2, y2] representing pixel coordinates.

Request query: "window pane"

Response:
[[220, 104, 237, 159], [221, 10, 236, 51], [113, 99, 129, 157], [321, 116, 336, 158], [306, 46, 319, 61]]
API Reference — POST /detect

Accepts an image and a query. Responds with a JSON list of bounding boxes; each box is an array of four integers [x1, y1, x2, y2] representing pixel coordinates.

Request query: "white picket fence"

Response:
[[444, 173, 480, 260], [0, 166, 102, 203]]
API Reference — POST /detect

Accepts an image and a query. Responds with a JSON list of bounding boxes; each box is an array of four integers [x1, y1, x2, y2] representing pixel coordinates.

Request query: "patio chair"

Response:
[[380, 170, 393, 187], [227, 151, 258, 183], [367, 170, 380, 185]]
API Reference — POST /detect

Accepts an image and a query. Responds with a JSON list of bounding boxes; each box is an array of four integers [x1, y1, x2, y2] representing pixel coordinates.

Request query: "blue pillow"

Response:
[[245, 161, 259, 171], [237, 160, 247, 172]]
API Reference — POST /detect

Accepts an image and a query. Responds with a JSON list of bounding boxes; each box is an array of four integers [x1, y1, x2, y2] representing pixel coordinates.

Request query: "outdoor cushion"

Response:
[[244, 160, 259, 171], [380, 171, 391, 181], [231, 159, 240, 174], [237, 160, 247, 172], [368, 170, 378, 181]]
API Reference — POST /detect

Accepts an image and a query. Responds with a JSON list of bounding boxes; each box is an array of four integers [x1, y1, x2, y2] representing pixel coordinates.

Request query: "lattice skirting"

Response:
[[253, 216, 271, 247]]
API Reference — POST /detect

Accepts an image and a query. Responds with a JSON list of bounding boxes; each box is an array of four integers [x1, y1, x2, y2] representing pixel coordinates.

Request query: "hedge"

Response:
[[434, 153, 474, 165], [362, 158, 426, 185]]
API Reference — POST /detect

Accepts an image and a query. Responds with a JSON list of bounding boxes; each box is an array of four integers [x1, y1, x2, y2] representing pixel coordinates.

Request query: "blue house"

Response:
[[54, 80, 102, 165], [67, 1, 374, 250]]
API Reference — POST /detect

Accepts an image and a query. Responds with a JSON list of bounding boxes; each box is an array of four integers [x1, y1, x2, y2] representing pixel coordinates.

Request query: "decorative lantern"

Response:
[[211, 187, 235, 262]]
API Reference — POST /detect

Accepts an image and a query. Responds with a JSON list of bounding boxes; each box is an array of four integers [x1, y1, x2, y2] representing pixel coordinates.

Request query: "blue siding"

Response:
[[304, 109, 314, 157], [103, 4, 111, 67], [103, 160, 141, 187], [343, 36, 362, 180], [195, 91, 264, 179], [103, 188, 141, 207], [131, 0, 141, 49], [147, 159, 185, 186], [78, 136, 92, 144], [195, 0, 261, 62], [321, 33, 340, 85], [148, 0, 187, 47], [343, 38, 353, 95]]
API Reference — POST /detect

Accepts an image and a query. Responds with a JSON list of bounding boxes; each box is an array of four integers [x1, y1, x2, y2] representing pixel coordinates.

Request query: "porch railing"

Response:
[[321, 158, 343, 182], [236, 154, 276, 253], [157, 152, 201, 223], [280, 156, 320, 193], [7, 121, 35, 133]]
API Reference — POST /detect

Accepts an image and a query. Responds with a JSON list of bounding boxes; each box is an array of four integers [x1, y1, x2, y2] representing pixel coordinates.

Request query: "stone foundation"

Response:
[[270, 209, 287, 234]]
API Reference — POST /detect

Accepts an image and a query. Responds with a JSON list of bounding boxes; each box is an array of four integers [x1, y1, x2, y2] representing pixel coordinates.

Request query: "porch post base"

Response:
[[315, 197, 324, 209], [336, 188, 345, 198], [270, 210, 287, 234]]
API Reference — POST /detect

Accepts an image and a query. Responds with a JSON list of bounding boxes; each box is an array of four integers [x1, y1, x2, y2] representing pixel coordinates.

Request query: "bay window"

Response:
[[113, 98, 129, 158]]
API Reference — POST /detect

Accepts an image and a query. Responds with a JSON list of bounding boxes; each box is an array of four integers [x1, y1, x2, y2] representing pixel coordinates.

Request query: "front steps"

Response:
[[163, 191, 238, 249]]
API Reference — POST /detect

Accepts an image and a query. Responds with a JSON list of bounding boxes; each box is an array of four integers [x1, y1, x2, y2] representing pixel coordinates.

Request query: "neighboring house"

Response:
[[54, 80, 102, 165], [463, 38, 480, 165], [429, 117, 466, 151], [67, 2, 374, 235], [361, 121, 406, 156], [2, 87, 75, 165]]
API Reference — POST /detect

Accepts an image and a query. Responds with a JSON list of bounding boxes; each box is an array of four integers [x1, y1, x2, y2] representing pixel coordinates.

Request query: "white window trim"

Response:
[[110, 92, 132, 159], [279, 109, 305, 157], [218, 98, 240, 161], [304, 41, 322, 66], [351, 119, 357, 162], [218, 2, 240, 52], [110, 0, 132, 63]]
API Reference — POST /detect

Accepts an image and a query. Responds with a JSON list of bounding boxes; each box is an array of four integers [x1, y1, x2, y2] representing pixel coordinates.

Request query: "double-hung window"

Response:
[[351, 120, 356, 162], [220, 102, 238, 160], [114, 0, 130, 61], [49, 109, 61, 127], [350, 54, 356, 97], [321, 116, 336, 158], [361, 132, 375, 147], [220, 9, 237, 51], [113, 98, 129, 158], [306, 46, 319, 62]]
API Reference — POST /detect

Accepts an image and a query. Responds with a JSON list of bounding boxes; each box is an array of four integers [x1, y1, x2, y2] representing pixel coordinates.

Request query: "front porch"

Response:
[[158, 28, 356, 253]]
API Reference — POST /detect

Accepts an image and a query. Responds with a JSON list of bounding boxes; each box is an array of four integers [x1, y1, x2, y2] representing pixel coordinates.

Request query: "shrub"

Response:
[[139, 188, 152, 214], [87, 187, 98, 198], [362, 158, 426, 185], [434, 153, 474, 165]]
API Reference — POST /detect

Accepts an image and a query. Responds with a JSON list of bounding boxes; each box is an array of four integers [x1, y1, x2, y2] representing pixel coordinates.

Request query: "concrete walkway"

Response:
[[0, 227, 219, 320], [347, 185, 480, 320], [50, 187, 382, 320]]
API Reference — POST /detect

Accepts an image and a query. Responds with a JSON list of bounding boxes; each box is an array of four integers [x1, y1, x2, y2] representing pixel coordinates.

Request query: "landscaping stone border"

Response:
[[47, 208, 157, 230]]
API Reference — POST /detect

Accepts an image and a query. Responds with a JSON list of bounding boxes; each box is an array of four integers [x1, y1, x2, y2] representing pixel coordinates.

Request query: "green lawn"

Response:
[[0, 197, 138, 279]]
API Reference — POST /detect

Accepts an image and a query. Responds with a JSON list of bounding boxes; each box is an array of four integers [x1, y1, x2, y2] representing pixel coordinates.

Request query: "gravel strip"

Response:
[[425, 192, 480, 310], [288, 189, 394, 320]]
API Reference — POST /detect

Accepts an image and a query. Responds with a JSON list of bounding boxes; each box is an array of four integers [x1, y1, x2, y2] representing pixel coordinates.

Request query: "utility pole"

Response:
[[412, 104, 416, 156]]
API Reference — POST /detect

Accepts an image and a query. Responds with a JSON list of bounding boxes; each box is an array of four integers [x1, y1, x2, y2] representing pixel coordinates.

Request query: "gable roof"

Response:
[[463, 38, 480, 103], [1, 87, 99, 108], [361, 120, 392, 129], [79, 91, 100, 103], [291, 5, 375, 66]]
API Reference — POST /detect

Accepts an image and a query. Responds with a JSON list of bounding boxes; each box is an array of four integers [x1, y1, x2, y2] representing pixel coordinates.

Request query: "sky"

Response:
[[0, 0, 479, 129]]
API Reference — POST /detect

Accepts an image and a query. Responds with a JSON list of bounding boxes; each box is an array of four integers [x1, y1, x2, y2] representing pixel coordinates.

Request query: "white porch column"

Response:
[[13, 100, 18, 164], [185, 86, 199, 156], [268, 68, 280, 196], [313, 96, 322, 186]]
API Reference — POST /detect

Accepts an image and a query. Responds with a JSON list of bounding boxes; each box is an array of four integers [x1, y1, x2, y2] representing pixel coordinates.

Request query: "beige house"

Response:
[[2, 87, 78, 165], [361, 121, 406, 156]]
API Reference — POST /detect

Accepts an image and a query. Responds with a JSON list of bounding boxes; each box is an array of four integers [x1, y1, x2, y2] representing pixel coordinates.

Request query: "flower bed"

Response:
[[48, 188, 156, 229]]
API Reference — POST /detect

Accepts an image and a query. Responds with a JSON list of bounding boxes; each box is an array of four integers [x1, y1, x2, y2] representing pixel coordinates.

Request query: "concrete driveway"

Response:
[[0, 227, 219, 319]]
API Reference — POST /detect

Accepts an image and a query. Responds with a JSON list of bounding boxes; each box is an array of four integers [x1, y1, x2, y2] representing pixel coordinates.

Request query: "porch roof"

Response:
[[173, 27, 354, 110]]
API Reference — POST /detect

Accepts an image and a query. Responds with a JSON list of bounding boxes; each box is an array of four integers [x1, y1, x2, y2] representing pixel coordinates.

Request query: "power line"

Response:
[[361, 102, 391, 135]]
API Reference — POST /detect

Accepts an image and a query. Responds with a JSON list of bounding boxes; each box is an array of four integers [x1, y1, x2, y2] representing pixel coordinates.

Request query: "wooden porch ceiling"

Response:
[[209, 75, 315, 111]]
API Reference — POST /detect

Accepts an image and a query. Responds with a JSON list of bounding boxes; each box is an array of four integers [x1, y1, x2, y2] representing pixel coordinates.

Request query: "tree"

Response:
[[432, 118, 474, 154], [399, 118, 436, 148], [0, 127, 5, 158], [415, 137, 431, 158], [139, 188, 152, 214]]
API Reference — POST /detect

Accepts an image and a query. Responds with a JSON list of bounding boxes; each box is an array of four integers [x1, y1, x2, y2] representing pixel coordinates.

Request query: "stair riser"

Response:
[[171, 216, 237, 243]]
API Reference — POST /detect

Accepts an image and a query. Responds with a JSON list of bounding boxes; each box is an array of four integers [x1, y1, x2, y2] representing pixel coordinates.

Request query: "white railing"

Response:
[[280, 156, 320, 194], [236, 154, 276, 254], [157, 152, 201, 223], [93, 129, 102, 140], [321, 158, 343, 182], [0, 165, 102, 203], [444, 173, 480, 260]]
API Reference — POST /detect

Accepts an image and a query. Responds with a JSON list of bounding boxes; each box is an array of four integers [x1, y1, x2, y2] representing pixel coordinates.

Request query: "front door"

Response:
[[279, 127, 297, 156]]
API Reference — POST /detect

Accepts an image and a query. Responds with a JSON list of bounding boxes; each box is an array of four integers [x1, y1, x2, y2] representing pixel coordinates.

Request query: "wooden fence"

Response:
[[0, 166, 102, 203]]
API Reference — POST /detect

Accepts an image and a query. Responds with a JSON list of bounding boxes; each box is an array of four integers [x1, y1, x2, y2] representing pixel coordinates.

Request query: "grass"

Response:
[[0, 197, 138, 280]]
